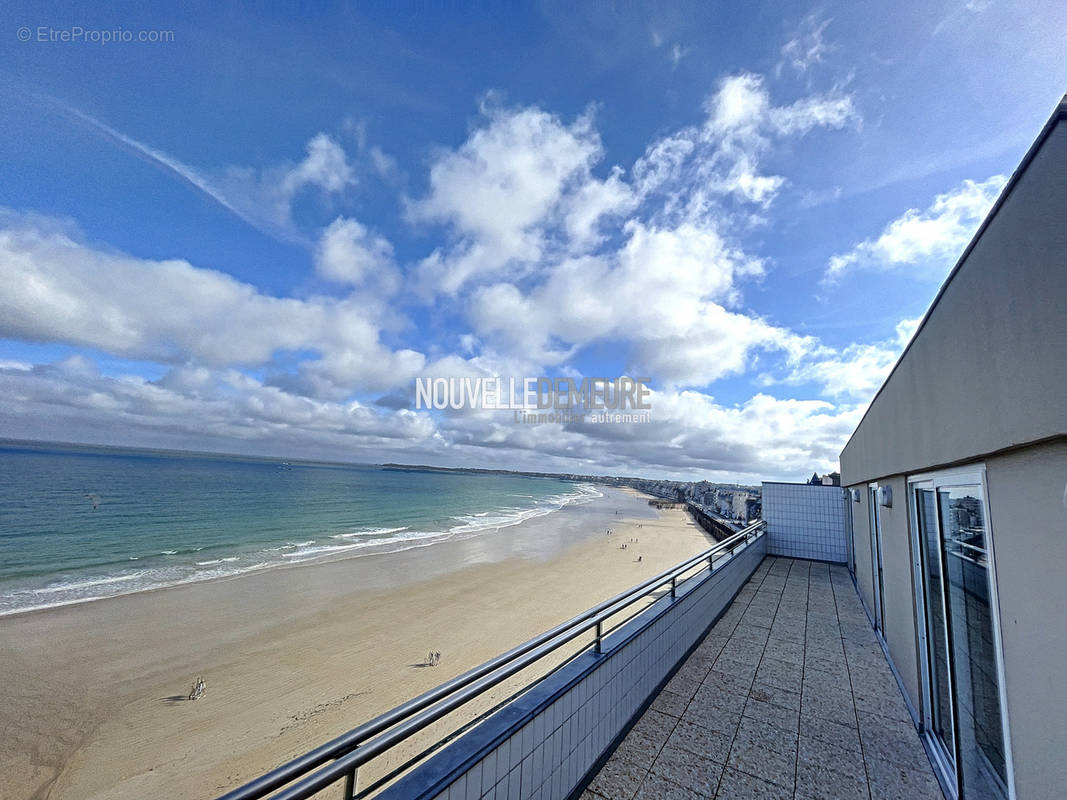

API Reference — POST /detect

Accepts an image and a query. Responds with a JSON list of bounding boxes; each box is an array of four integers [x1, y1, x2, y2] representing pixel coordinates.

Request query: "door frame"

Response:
[[907, 464, 1016, 800], [868, 481, 885, 634]]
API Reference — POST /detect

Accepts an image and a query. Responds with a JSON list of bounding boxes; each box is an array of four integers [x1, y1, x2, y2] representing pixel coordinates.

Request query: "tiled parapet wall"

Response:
[[376, 537, 768, 800], [761, 482, 848, 563]]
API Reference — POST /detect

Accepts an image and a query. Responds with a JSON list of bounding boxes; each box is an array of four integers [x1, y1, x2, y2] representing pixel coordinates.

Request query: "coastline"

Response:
[[0, 475, 602, 619], [0, 488, 713, 800]]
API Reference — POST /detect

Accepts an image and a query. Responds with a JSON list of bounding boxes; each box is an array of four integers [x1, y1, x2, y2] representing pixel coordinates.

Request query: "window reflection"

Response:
[[917, 487, 955, 760], [938, 487, 1008, 800]]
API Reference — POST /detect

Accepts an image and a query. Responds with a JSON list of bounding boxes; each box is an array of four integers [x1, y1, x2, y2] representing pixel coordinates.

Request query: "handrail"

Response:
[[217, 519, 766, 800]]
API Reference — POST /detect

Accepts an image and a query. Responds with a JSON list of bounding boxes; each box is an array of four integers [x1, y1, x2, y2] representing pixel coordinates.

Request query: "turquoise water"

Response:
[[0, 442, 598, 615]]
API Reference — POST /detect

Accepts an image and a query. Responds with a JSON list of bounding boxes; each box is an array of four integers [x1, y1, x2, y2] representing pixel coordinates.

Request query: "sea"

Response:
[[0, 441, 602, 616]]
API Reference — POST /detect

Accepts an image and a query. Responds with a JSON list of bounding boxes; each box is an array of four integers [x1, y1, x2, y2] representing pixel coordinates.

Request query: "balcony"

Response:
[[220, 521, 945, 800], [584, 557, 942, 800]]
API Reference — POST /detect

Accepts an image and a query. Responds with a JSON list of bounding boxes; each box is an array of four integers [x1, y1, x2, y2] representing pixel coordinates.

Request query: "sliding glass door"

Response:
[[910, 470, 1012, 800]]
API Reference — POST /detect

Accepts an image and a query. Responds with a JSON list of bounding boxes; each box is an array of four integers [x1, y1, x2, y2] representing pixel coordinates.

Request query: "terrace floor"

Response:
[[583, 556, 944, 800]]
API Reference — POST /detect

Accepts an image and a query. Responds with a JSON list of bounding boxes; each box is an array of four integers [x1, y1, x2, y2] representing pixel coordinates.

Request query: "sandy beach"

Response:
[[0, 488, 713, 800]]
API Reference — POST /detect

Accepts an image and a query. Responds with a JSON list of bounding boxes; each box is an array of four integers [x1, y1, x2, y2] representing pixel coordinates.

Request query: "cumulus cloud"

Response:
[[767, 315, 925, 400], [425, 387, 861, 482], [411, 77, 858, 392], [0, 212, 422, 395], [0, 358, 436, 457], [3, 74, 882, 480], [0, 354, 862, 481], [468, 221, 814, 387], [825, 175, 1006, 282], [774, 343, 898, 400], [410, 103, 624, 293], [316, 217, 398, 290]]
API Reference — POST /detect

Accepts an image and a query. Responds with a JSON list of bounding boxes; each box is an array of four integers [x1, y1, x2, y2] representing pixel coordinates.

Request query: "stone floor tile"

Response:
[[856, 713, 930, 772], [648, 741, 724, 797], [853, 686, 912, 722], [801, 692, 859, 729], [749, 680, 802, 711], [794, 759, 870, 800], [799, 716, 863, 753], [692, 684, 747, 713], [628, 709, 677, 748], [742, 696, 800, 732], [733, 714, 798, 757], [666, 717, 732, 761], [588, 751, 646, 800], [587, 558, 939, 800], [865, 755, 945, 799], [797, 734, 868, 782], [726, 732, 797, 789], [650, 688, 690, 718], [681, 702, 742, 737], [664, 672, 701, 700], [633, 771, 706, 800], [613, 730, 661, 771], [712, 656, 758, 680], [763, 643, 804, 666], [701, 669, 752, 697], [714, 767, 793, 800]]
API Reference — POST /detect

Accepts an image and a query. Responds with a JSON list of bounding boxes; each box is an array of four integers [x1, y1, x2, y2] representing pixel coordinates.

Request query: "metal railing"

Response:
[[217, 519, 767, 800]]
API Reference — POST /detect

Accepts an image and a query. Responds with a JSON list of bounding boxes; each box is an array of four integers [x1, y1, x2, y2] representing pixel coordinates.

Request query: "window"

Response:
[[909, 468, 1013, 800]]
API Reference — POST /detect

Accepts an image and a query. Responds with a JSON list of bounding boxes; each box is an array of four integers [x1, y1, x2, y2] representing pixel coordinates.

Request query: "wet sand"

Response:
[[0, 488, 713, 800]]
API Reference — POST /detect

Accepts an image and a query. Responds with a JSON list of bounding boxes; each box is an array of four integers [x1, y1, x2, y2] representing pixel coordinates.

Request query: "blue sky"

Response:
[[1, 1, 1064, 481]]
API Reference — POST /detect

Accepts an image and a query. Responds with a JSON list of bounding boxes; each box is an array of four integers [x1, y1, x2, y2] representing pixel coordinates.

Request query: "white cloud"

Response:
[[2, 77, 883, 480], [562, 166, 636, 250], [216, 133, 355, 234], [281, 133, 355, 195], [408, 77, 857, 304], [0, 358, 436, 455], [316, 217, 397, 289], [429, 387, 860, 482], [0, 353, 863, 481], [778, 15, 833, 75], [411, 103, 606, 293], [826, 175, 1006, 282], [0, 212, 422, 395], [768, 314, 926, 400], [440, 80, 860, 388], [775, 342, 898, 400], [635, 73, 858, 214], [894, 316, 923, 349], [467, 220, 815, 387]]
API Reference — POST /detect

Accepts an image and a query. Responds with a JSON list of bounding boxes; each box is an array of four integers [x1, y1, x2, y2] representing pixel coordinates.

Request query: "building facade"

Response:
[[839, 98, 1066, 799]]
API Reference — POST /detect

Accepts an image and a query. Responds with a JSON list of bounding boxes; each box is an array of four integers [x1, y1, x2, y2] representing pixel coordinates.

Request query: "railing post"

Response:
[[343, 767, 357, 800], [595, 620, 603, 654], [670, 575, 677, 599]]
